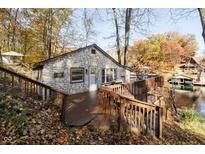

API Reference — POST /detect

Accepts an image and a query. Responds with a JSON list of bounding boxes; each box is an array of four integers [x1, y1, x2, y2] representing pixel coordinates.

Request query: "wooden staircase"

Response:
[[0, 66, 67, 105]]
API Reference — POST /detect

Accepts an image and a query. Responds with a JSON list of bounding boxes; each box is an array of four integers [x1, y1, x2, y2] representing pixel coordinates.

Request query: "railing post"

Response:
[[18, 77, 22, 87], [158, 106, 163, 138], [47, 88, 50, 99], [3, 72, 6, 88], [42, 87, 45, 100], [45, 88, 47, 100], [118, 99, 126, 131], [24, 80, 27, 95], [37, 86, 41, 97], [11, 75, 14, 87], [159, 97, 166, 121], [30, 82, 33, 96]]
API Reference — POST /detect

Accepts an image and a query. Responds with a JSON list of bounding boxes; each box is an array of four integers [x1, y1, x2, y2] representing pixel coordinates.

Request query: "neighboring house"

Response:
[[179, 56, 205, 73], [177, 56, 205, 84], [32, 44, 136, 95], [1, 51, 24, 64]]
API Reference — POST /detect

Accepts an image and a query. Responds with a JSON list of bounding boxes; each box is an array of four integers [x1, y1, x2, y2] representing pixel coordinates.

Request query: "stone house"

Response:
[[32, 44, 136, 95]]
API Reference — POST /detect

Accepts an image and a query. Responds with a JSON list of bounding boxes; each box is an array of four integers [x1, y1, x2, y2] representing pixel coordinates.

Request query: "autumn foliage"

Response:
[[0, 9, 72, 65], [128, 32, 198, 73]]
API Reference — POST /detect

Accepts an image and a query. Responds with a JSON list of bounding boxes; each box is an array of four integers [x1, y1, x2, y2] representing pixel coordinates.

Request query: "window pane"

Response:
[[71, 68, 84, 82], [91, 68, 96, 74], [71, 75, 83, 81], [91, 49, 96, 54], [114, 69, 117, 80], [102, 69, 105, 83], [106, 69, 113, 82], [72, 69, 84, 75]]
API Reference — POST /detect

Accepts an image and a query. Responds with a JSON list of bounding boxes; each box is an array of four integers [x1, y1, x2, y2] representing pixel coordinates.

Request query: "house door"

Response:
[[89, 67, 97, 91]]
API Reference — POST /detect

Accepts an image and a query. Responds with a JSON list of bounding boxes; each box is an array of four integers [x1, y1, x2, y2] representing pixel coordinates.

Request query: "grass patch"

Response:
[[180, 107, 205, 135]]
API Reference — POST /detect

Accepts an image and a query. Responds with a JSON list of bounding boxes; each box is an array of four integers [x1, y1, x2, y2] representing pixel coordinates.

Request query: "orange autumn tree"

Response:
[[129, 32, 198, 73]]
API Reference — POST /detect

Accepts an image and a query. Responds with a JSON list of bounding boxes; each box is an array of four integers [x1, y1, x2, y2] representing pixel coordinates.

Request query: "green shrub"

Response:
[[3, 107, 30, 134], [181, 107, 201, 122], [15, 110, 30, 133], [1, 94, 30, 135]]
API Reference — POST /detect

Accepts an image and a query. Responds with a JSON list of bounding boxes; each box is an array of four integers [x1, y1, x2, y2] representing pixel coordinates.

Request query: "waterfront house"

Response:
[[32, 44, 137, 95], [179, 56, 205, 73], [176, 56, 205, 85]]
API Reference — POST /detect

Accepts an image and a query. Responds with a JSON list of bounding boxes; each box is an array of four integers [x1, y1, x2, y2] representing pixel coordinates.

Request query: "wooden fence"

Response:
[[0, 66, 67, 105], [98, 76, 165, 138]]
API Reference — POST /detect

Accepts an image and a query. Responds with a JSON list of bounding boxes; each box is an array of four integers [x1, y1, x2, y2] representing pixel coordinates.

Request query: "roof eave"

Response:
[[32, 44, 135, 72]]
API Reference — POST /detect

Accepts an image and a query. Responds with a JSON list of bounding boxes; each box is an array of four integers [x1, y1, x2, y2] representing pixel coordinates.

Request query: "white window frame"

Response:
[[102, 68, 117, 84]]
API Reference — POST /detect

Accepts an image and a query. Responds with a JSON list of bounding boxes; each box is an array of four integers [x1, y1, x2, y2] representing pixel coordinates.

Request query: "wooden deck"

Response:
[[62, 76, 165, 138], [62, 91, 103, 126], [62, 91, 125, 128], [62, 89, 138, 128]]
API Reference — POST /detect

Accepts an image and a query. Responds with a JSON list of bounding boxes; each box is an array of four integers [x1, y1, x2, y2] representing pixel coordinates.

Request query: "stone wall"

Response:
[[33, 46, 131, 95]]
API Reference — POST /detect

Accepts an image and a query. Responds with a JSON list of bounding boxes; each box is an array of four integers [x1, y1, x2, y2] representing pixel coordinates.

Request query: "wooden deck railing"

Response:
[[98, 76, 165, 138], [107, 76, 164, 102], [0, 66, 67, 105]]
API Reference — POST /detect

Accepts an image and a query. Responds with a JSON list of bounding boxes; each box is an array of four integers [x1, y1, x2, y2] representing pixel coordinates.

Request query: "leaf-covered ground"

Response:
[[0, 87, 205, 145]]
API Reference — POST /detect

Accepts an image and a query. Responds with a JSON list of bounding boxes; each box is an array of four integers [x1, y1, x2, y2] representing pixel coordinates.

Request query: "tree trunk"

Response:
[[11, 8, 19, 51], [198, 8, 205, 44], [23, 33, 28, 63], [112, 8, 121, 64], [6, 9, 12, 51], [43, 20, 48, 58], [47, 8, 53, 58], [83, 8, 88, 46], [0, 46, 3, 65], [124, 8, 132, 66]]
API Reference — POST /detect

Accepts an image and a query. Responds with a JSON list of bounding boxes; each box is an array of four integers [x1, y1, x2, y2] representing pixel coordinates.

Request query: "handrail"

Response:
[[0, 65, 68, 123], [0, 66, 67, 95], [99, 87, 158, 108], [98, 76, 164, 138], [0, 66, 67, 106]]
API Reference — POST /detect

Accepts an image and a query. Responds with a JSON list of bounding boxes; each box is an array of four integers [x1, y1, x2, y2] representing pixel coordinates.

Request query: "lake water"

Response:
[[171, 85, 205, 117]]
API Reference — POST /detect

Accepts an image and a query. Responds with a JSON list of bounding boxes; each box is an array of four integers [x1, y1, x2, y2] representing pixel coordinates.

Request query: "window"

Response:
[[102, 68, 117, 83], [130, 72, 137, 82], [37, 69, 42, 80], [114, 69, 117, 80], [91, 49, 96, 54], [106, 69, 113, 82], [102, 69, 105, 83], [71, 67, 84, 83], [54, 72, 64, 78]]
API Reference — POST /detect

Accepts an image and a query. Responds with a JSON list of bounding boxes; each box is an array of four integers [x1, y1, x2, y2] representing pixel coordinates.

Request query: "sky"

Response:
[[76, 8, 205, 57]]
